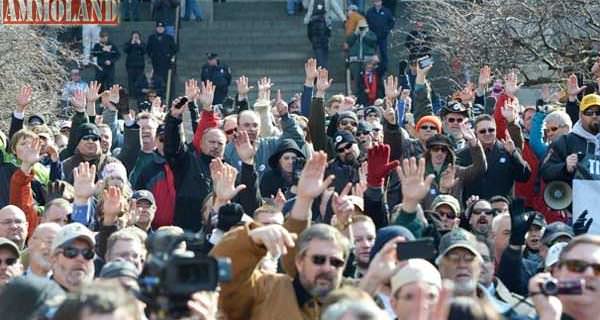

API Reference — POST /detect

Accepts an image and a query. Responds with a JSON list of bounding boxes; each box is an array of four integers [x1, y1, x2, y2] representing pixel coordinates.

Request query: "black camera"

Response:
[[138, 231, 231, 318], [540, 279, 584, 295]]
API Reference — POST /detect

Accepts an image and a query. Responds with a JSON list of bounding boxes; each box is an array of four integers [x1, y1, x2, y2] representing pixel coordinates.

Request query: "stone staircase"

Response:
[[103, 1, 347, 103]]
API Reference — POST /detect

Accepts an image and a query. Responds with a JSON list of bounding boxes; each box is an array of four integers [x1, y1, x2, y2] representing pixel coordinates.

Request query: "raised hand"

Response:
[[383, 104, 397, 125], [102, 186, 123, 225], [249, 224, 297, 257], [16, 85, 33, 113], [233, 130, 257, 165], [86, 81, 102, 104], [296, 151, 334, 200], [169, 96, 188, 118], [367, 144, 400, 188], [46, 142, 59, 163], [540, 84, 560, 104], [185, 79, 200, 102], [500, 129, 516, 154], [275, 89, 288, 117], [460, 123, 477, 145], [503, 70, 522, 97], [257, 77, 273, 101], [478, 65, 492, 90], [573, 210, 594, 236], [567, 73, 586, 99], [18, 137, 42, 173], [150, 96, 165, 117], [566, 153, 579, 173], [384, 75, 401, 101], [108, 84, 121, 104], [360, 236, 407, 295], [501, 98, 518, 123], [332, 183, 354, 229], [439, 164, 459, 192], [199, 80, 215, 111], [188, 291, 219, 320], [397, 157, 435, 212], [304, 58, 318, 85], [315, 68, 332, 98], [73, 162, 99, 204], [70, 89, 87, 112], [272, 188, 287, 211], [352, 162, 368, 197], [210, 158, 246, 203], [509, 199, 535, 246], [235, 75, 252, 99]]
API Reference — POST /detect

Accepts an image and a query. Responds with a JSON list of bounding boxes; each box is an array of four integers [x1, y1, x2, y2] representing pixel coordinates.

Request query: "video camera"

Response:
[[138, 231, 231, 319]]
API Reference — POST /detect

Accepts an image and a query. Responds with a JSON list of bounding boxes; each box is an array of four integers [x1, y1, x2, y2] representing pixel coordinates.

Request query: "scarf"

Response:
[[363, 71, 378, 104]]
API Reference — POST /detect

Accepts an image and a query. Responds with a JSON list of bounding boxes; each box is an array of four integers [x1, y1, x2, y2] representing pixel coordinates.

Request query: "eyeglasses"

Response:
[[337, 143, 354, 153], [472, 209, 495, 216], [430, 146, 448, 153], [560, 259, 600, 276], [0, 219, 25, 226], [340, 120, 357, 127], [477, 128, 496, 135], [224, 128, 237, 135], [437, 210, 456, 219], [310, 254, 345, 269], [445, 252, 476, 264], [81, 135, 100, 142], [61, 246, 95, 260], [420, 125, 438, 131], [583, 109, 600, 117], [547, 125, 565, 132], [0, 258, 17, 266], [367, 113, 378, 118], [446, 117, 464, 124]]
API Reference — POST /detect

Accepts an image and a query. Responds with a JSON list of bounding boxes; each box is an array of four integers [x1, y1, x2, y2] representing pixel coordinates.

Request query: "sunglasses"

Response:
[[446, 252, 476, 264], [446, 117, 464, 124], [81, 135, 100, 142], [310, 254, 345, 269], [430, 146, 448, 153], [477, 128, 496, 135], [0, 258, 17, 266], [224, 128, 237, 135], [437, 210, 456, 219], [61, 246, 95, 260], [583, 109, 600, 117], [337, 143, 354, 153], [472, 208, 495, 216], [560, 259, 600, 276], [547, 126, 562, 132], [340, 120, 357, 127], [420, 125, 438, 131]]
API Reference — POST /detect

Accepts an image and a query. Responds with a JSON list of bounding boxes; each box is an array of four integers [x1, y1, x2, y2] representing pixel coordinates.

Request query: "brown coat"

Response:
[[210, 218, 327, 320]]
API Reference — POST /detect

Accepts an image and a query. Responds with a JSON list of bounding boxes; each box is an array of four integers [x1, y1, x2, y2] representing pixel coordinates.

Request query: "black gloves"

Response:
[[573, 210, 593, 236], [509, 198, 535, 246]]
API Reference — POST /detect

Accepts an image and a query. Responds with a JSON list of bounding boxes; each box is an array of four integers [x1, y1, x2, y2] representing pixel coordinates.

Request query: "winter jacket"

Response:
[[540, 121, 600, 183], [496, 246, 539, 296], [325, 158, 360, 192], [91, 42, 120, 68], [307, 15, 331, 49], [146, 33, 177, 65], [152, 0, 179, 25], [62, 152, 119, 184], [201, 63, 232, 105], [0, 153, 17, 208], [303, 0, 346, 25], [365, 6, 394, 39], [123, 41, 145, 69], [458, 142, 531, 202], [10, 168, 39, 236], [211, 218, 351, 320], [344, 12, 364, 36], [529, 111, 549, 160], [346, 30, 378, 60]]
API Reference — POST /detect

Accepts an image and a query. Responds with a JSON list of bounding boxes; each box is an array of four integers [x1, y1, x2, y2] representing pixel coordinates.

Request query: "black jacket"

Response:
[[146, 33, 177, 64], [307, 15, 330, 48], [201, 63, 232, 104], [91, 42, 120, 68], [458, 141, 531, 201], [124, 41, 146, 69], [540, 131, 597, 184], [152, 0, 179, 25]]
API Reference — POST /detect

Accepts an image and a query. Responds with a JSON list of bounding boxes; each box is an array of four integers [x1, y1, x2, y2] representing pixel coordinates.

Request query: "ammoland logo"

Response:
[[2, 0, 119, 25]]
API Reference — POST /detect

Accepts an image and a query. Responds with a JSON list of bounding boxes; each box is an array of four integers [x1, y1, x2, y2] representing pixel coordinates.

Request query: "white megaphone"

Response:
[[544, 181, 572, 210]]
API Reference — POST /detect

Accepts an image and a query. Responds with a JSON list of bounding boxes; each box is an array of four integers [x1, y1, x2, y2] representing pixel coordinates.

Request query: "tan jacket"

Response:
[[211, 218, 326, 320]]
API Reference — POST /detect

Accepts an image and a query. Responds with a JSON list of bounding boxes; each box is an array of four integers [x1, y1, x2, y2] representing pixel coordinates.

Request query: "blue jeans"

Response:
[[184, 0, 203, 19], [348, 0, 365, 13], [313, 45, 329, 69], [165, 26, 176, 38], [121, 0, 139, 19], [286, 0, 300, 14]]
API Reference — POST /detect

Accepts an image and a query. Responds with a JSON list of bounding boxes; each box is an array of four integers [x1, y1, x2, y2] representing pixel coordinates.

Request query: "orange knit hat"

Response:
[[416, 115, 442, 133]]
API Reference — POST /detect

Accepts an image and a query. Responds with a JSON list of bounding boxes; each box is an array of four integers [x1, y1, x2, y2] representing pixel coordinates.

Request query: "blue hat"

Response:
[[369, 226, 415, 262], [333, 130, 357, 149]]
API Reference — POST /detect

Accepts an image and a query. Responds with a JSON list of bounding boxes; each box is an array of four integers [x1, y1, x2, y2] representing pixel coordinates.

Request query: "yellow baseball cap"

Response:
[[580, 94, 600, 112]]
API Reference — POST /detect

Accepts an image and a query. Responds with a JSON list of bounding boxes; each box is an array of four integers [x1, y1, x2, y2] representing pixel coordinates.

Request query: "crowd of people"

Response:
[[3, 0, 600, 319]]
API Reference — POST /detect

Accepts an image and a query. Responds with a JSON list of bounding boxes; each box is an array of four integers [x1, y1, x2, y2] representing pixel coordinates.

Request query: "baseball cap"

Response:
[[333, 130, 357, 149], [391, 259, 442, 295], [436, 228, 482, 265], [580, 94, 600, 112], [357, 121, 373, 135], [132, 190, 156, 205], [207, 52, 219, 60], [51, 223, 96, 253], [545, 242, 568, 269], [156, 21, 165, 27], [57, 120, 72, 129], [431, 194, 461, 215], [528, 212, 547, 228], [0, 237, 20, 257], [441, 101, 469, 117], [100, 260, 139, 280], [541, 222, 574, 246], [27, 114, 45, 126], [337, 111, 358, 124]]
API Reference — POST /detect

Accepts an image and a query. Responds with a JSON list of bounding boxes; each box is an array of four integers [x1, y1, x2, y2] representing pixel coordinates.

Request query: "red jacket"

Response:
[[10, 169, 38, 236]]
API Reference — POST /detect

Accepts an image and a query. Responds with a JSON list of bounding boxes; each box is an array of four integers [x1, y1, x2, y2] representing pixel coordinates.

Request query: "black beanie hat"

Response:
[[76, 123, 100, 144]]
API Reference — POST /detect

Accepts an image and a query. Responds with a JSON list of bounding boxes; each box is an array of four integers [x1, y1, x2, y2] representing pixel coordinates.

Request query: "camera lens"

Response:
[[541, 279, 559, 295]]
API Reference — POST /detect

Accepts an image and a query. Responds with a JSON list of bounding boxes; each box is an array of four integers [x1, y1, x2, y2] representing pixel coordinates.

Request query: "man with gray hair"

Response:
[[26, 222, 61, 279]]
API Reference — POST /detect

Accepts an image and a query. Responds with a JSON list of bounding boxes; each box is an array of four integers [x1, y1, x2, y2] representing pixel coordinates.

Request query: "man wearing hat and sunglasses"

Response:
[[441, 100, 470, 151], [50, 223, 96, 292], [0, 237, 22, 286]]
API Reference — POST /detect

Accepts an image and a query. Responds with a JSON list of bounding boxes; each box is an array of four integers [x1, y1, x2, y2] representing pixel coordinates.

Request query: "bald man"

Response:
[[0, 205, 29, 249], [491, 213, 510, 265], [26, 223, 61, 279]]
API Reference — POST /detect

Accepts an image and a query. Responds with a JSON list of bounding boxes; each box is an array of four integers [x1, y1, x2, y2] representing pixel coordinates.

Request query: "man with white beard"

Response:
[[25, 223, 61, 279]]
